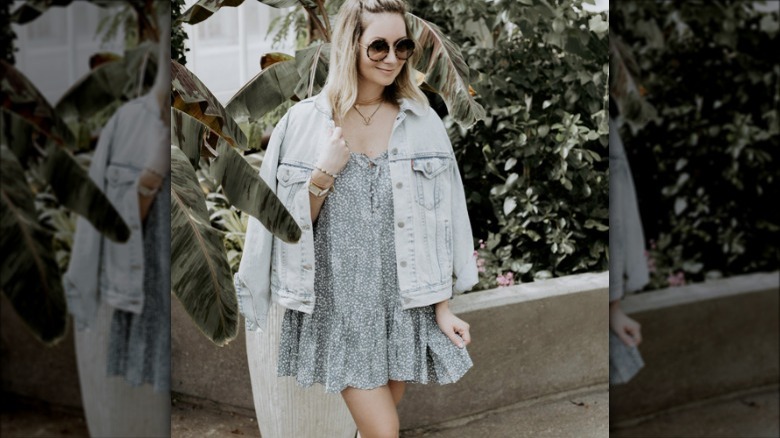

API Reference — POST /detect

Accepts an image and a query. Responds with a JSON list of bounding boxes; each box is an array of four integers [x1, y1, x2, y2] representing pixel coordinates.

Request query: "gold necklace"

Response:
[[353, 100, 383, 126]]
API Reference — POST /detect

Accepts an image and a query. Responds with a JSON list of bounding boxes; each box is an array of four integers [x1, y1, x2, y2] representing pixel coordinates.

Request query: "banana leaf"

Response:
[[171, 145, 238, 345], [178, 0, 317, 25], [1, 60, 75, 148], [40, 144, 130, 243], [0, 145, 67, 345], [1, 62, 130, 243], [406, 13, 486, 128], [54, 42, 159, 138], [171, 108, 205, 169], [211, 140, 301, 244], [225, 57, 299, 150], [293, 42, 330, 100], [171, 60, 247, 150]]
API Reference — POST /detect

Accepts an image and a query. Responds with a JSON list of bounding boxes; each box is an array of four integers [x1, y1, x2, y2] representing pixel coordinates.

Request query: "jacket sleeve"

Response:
[[449, 153, 480, 295], [234, 112, 290, 332], [62, 111, 118, 330]]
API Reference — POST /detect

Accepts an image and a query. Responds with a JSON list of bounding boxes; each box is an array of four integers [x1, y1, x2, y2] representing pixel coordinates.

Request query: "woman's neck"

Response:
[[356, 81, 384, 104]]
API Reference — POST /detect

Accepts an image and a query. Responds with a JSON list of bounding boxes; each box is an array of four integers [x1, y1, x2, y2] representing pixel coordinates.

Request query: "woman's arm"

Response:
[[435, 299, 471, 348], [309, 127, 349, 222], [609, 299, 642, 347], [309, 169, 335, 221]]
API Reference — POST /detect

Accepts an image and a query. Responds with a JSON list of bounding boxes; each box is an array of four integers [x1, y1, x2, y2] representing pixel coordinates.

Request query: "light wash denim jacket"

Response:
[[63, 94, 168, 330], [235, 92, 479, 332]]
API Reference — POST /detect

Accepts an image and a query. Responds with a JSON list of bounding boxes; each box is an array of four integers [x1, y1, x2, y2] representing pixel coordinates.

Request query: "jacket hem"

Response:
[[400, 285, 452, 310]]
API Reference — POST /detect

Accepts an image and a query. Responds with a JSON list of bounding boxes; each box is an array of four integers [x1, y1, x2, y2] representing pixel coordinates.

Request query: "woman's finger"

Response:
[[628, 326, 642, 346], [445, 328, 464, 349], [617, 329, 636, 347], [459, 327, 471, 346]]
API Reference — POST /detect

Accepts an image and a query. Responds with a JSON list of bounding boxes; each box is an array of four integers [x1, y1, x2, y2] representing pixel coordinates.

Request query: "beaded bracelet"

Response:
[[314, 164, 338, 179]]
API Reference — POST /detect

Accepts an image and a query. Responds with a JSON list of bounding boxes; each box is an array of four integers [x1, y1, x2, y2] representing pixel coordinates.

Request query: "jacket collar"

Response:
[[313, 90, 428, 119]]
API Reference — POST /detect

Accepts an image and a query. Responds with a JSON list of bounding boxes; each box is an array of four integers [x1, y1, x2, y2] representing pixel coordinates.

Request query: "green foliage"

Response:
[[613, 1, 779, 287], [407, 0, 610, 288], [1, 1, 16, 64], [172, 0, 190, 64]]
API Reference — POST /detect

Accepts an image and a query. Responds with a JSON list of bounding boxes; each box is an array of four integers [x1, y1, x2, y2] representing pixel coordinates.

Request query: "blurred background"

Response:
[[609, 1, 779, 437], [2, 1, 166, 436]]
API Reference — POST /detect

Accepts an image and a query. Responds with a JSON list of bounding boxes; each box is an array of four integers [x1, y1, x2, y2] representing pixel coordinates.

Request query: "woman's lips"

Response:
[[377, 67, 396, 75]]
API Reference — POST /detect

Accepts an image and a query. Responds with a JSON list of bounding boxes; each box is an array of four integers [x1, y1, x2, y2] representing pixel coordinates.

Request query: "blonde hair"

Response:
[[324, 0, 428, 124]]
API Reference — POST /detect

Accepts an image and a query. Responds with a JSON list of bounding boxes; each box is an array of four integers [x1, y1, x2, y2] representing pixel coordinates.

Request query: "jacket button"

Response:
[[391, 148, 398, 155], [301, 224, 311, 231], [426, 162, 432, 172], [283, 171, 290, 182], [400, 261, 407, 267], [303, 264, 312, 270], [397, 221, 404, 228], [395, 182, 403, 189], [131, 264, 141, 270]]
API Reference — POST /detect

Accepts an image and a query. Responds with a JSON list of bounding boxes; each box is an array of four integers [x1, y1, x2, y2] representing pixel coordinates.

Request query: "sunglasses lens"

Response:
[[367, 40, 390, 61], [395, 39, 415, 60]]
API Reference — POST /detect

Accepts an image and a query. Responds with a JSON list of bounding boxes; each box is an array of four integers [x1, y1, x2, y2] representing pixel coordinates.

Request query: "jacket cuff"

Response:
[[234, 273, 269, 333], [453, 252, 479, 294], [62, 274, 97, 331]]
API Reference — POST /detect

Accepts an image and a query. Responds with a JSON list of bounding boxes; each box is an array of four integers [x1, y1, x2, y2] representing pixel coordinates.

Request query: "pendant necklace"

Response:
[[353, 99, 383, 126]]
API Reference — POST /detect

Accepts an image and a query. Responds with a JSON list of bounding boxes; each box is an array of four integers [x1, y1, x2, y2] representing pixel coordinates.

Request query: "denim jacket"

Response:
[[235, 92, 479, 332], [63, 94, 168, 330]]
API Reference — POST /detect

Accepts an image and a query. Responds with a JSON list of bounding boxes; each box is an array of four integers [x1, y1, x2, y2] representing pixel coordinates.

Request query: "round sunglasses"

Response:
[[358, 38, 416, 62]]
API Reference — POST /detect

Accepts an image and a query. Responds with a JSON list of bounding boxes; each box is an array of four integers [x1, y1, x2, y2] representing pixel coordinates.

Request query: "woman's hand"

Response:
[[315, 127, 350, 178], [609, 300, 642, 347], [435, 304, 471, 349]]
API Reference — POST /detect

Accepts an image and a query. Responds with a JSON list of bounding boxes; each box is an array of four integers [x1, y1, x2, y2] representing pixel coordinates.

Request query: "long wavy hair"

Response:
[[324, 0, 428, 124]]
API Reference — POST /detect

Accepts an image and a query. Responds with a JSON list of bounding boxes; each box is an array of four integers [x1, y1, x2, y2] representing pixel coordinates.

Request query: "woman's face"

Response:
[[357, 12, 408, 89]]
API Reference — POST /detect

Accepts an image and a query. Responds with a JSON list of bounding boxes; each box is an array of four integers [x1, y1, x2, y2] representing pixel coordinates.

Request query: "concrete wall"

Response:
[[610, 271, 780, 424], [0, 297, 82, 409]]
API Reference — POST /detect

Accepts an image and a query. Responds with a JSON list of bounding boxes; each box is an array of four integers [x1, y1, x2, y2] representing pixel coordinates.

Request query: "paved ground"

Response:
[[6, 386, 776, 438], [611, 386, 779, 438], [2, 386, 609, 438], [0, 395, 87, 437], [400, 386, 608, 438]]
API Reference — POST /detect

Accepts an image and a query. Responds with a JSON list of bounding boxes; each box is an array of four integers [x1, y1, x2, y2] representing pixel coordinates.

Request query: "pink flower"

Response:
[[496, 272, 515, 287], [667, 271, 686, 287], [479, 239, 486, 249], [476, 257, 486, 273], [645, 250, 657, 273], [649, 239, 657, 250]]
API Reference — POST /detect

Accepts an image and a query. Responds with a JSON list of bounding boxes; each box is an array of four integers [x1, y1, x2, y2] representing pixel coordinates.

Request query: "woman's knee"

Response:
[[362, 421, 399, 438]]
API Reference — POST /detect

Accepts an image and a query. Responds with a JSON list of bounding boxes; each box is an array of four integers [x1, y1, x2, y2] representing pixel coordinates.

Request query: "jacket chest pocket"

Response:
[[276, 164, 310, 207], [104, 164, 140, 218], [411, 157, 449, 210]]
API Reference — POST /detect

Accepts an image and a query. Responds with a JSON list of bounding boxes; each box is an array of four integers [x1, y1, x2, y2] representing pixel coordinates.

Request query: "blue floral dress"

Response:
[[276, 151, 473, 394]]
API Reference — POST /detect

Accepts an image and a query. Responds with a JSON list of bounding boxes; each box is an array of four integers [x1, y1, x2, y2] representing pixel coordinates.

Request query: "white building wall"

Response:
[[182, 0, 295, 103], [10, 1, 124, 104]]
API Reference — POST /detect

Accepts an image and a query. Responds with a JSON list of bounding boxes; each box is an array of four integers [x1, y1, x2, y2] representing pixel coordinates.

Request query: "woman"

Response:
[[608, 97, 648, 385], [235, 1, 479, 436]]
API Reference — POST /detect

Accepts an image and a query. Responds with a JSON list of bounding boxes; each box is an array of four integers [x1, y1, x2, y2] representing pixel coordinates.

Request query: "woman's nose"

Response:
[[384, 48, 398, 64]]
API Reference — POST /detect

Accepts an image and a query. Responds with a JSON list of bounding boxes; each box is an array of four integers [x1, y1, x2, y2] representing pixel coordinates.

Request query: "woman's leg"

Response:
[[342, 385, 399, 438], [387, 380, 406, 406]]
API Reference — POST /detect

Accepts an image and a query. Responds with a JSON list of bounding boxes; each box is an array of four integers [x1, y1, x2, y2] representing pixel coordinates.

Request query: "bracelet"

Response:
[[143, 167, 166, 179], [314, 164, 338, 179], [138, 183, 160, 197]]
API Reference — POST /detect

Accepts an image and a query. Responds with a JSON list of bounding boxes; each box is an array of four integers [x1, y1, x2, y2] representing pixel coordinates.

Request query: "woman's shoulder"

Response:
[[277, 94, 329, 128]]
